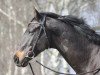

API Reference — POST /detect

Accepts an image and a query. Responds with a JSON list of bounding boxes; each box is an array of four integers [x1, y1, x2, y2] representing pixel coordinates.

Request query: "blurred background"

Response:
[[0, 0, 100, 75]]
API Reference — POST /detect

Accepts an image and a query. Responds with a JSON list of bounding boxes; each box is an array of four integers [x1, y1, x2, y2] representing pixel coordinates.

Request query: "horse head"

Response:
[[13, 9, 50, 67]]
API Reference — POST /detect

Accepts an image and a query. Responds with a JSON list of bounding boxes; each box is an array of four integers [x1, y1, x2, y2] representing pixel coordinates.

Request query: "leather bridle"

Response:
[[25, 15, 49, 60]]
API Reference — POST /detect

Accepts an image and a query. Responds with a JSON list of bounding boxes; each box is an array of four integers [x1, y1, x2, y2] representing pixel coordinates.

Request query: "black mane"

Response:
[[40, 12, 60, 18], [40, 12, 100, 45]]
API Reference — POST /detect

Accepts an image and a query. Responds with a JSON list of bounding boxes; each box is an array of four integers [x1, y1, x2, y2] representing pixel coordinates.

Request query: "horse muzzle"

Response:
[[14, 50, 29, 67]]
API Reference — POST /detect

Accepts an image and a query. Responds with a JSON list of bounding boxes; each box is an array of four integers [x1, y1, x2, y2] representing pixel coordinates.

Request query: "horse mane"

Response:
[[40, 12, 60, 18], [40, 12, 100, 45]]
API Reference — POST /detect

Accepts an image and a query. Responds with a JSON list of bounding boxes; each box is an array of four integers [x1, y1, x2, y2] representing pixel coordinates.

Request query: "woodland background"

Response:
[[0, 0, 100, 75]]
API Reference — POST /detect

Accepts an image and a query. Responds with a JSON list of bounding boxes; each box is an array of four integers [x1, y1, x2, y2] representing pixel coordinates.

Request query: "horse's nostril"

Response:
[[14, 56, 19, 64]]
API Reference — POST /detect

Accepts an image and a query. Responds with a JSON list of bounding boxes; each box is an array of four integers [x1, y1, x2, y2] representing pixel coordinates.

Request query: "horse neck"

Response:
[[51, 25, 100, 74]]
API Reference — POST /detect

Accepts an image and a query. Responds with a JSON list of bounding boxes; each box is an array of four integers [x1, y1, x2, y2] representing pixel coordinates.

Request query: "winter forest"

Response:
[[0, 0, 100, 75]]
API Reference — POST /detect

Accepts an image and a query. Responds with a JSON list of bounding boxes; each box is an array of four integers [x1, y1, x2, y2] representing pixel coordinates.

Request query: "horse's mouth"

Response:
[[14, 56, 30, 67], [14, 47, 33, 67], [21, 58, 29, 67], [17, 62, 28, 67]]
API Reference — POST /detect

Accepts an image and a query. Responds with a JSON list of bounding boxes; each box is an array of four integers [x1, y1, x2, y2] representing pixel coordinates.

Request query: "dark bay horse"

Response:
[[14, 9, 100, 75]]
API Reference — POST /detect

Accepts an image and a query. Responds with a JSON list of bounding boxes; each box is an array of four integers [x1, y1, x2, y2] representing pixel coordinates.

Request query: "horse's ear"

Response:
[[34, 8, 42, 21]]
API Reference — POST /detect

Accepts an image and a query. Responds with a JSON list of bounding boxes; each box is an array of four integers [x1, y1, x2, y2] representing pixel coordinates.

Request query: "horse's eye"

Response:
[[28, 26, 35, 33], [27, 20, 40, 33], [29, 26, 40, 33]]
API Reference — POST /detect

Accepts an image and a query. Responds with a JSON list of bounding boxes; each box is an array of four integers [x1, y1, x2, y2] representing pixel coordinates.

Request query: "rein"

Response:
[[29, 60, 100, 75], [27, 15, 100, 75]]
